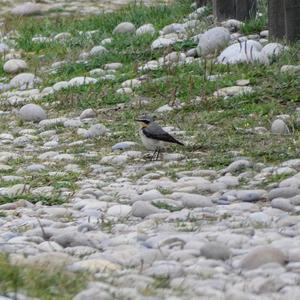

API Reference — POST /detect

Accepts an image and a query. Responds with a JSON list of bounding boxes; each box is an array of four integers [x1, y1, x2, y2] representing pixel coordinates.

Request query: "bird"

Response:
[[135, 115, 184, 160]]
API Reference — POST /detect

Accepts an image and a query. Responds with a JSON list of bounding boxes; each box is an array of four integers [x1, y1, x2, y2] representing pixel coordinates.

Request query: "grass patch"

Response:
[[0, 195, 65, 206], [0, 254, 87, 300]]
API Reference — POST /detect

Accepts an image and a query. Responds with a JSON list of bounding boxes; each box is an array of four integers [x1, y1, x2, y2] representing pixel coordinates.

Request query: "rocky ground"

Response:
[[1, 0, 300, 299], [0, 0, 170, 17]]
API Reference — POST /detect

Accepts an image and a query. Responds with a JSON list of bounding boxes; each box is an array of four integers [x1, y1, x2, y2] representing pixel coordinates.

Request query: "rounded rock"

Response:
[[271, 119, 290, 135], [239, 246, 287, 270], [197, 27, 230, 56], [10, 73, 42, 89], [136, 24, 156, 36], [201, 242, 231, 261], [3, 59, 27, 74], [19, 104, 47, 122], [113, 22, 136, 34], [132, 201, 161, 218], [11, 2, 43, 16]]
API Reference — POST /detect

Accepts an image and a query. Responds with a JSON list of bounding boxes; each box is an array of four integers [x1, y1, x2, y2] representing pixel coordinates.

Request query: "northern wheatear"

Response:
[[135, 116, 184, 160]]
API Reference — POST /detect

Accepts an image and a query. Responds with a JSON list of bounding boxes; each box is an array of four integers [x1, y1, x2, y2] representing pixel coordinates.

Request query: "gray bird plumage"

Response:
[[135, 115, 184, 160]]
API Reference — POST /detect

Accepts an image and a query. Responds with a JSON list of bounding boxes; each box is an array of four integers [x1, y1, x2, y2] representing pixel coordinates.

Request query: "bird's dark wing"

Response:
[[143, 123, 184, 145]]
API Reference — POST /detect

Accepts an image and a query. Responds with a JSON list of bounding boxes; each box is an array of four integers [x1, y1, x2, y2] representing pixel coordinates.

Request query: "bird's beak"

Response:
[[134, 119, 143, 122]]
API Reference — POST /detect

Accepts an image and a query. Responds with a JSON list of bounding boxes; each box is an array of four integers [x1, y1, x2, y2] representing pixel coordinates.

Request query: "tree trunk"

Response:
[[236, 0, 257, 20], [196, 0, 210, 8], [284, 0, 300, 41], [268, 0, 285, 40], [213, 0, 257, 21], [213, 0, 235, 21]]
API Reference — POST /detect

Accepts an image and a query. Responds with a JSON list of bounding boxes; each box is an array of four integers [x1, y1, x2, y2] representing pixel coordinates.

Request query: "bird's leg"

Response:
[[151, 149, 157, 161], [155, 148, 160, 161]]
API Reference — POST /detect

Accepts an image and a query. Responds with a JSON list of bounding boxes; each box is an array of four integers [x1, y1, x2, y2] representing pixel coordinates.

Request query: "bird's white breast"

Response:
[[139, 129, 167, 150]]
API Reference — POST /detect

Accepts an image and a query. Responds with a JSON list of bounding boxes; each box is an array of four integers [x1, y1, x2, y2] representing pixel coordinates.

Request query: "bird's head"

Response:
[[134, 115, 154, 128]]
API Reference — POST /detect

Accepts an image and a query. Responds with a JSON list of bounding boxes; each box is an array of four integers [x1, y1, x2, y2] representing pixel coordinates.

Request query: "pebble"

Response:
[[113, 22, 136, 34], [214, 86, 254, 98], [271, 198, 294, 212], [0, 5, 299, 300], [236, 189, 266, 202], [69, 77, 97, 87], [281, 65, 300, 74], [18, 103, 47, 122], [197, 27, 230, 56], [271, 119, 290, 135], [90, 45, 108, 56], [10, 73, 42, 89], [3, 59, 27, 74], [132, 201, 161, 218], [11, 2, 44, 16], [200, 242, 231, 261], [269, 187, 300, 200], [136, 24, 156, 36], [80, 108, 96, 119], [239, 246, 286, 270], [107, 205, 132, 217]]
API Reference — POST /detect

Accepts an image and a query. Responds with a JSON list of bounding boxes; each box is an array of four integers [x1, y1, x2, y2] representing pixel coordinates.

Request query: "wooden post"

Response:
[[196, 0, 210, 8], [213, 0, 257, 21], [268, 0, 285, 40], [284, 0, 300, 41]]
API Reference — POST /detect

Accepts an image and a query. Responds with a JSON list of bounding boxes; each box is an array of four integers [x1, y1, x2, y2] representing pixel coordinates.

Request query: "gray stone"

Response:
[[112, 141, 136, 151], [104, 62, 123, 70], [116, 87, 133, 95], [217, 40, 269, 65], [213, 86, 253, 98], [136, 24, 155, 36], [69, 77, 97, 87], [73, 288, 110, 300], [271, 119, 290, 135], [162, 23, 185, 35], [222, 159, 251, 173], [222, 19, 243, 31], [0, 43, 9, 53], [39, 117, 67, 128], [90, 45, 108, 56], [170, 192, 213, 208], [107, 205, 132, 217], [239, 246, 286, 270], [261, 43, 285, 58], [281, 65, 300, 74], [144, 261, 183, 278], [80, 108, 96, 119], [53, 81, 69, 91], [64, 119, 82, 128], [225, 290, 265, 300], [89, 68, 106, 77], [249, 276, 285, 294], [132, 201, 161, 218], [269, 187, 300, 200], [271, 198, 294, 212], [19, 104, 47, 122], [11, 2, 43, 16], [151, 37, 177, 50], [51, 231, 102, 249], [10, 73, 42, 89], [248, 212, 272, 226], [84, 124, 107, 138], [113, 22, 136, 34], [236, 190, 266, 202], [54, 32, 72, 42], [3, 59, 27, 74], [201, 242, 231, 260], [197, 27, 230, 56]]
